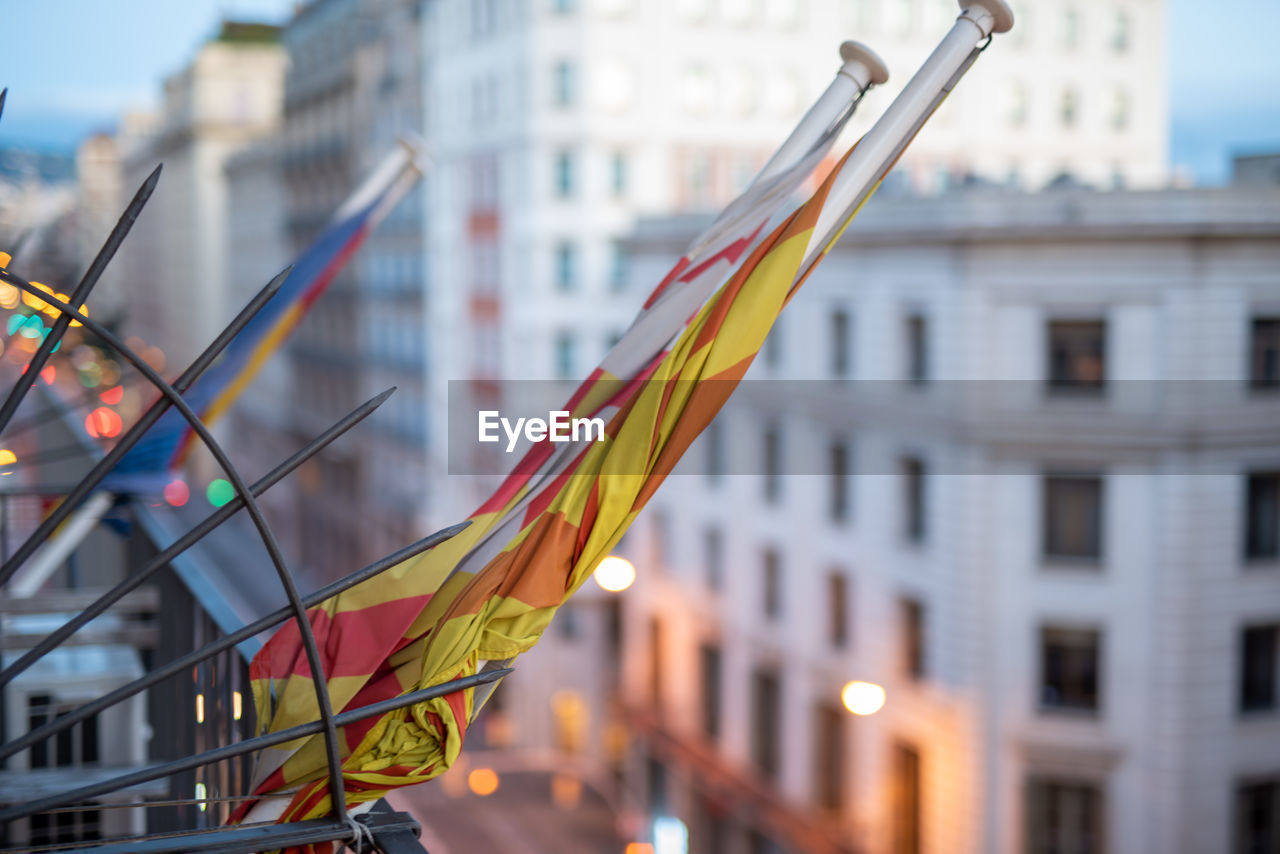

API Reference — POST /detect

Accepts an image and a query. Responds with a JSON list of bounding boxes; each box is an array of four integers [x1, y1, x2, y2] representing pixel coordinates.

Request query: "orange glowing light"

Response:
[[625, 844, 655, 854], [100, 386, 124, 405], [841, 680, 886, 716], [22, 281, 52, 312], [164, 479, 190, 507], [0, 449, 16, 475], [85, 407, 123, 439], [466, 768, 500, 797], [592, 555, 636, 592]]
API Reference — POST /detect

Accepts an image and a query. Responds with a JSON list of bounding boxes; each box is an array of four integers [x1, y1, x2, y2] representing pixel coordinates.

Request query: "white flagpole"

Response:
[[800, 0, 1015, 272]]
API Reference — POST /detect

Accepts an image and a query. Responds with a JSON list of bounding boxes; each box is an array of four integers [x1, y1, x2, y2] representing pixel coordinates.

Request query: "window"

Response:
[[1026, 778, 1105, 854], [650, 508, 669, 567], [552, 60, 575, 107], [828, 571, 849, 648], [26, 694, 102, 844], [1241, 624, 1278, 712], [649, 616, 664, 707], [1111, 9, 1131, 52], [830, 308, 851, 377], [554, 331, 575, 378], [554, 241, 576, 290], [763, 425, 782, 503], [1043, 474, 1104, 561], [901, 456, 926, 543], [1246, 472, 1280, 560], [1040, 626, 1101, 712], [705, 419, 724, 483], [1047, 319, 1106, 392], [905, 313, 928, 384], [704, 526, 724, 590], [830, 440, 850, 523], [554, 149, 575, 197], [764, 315, 783, 368], [609, 243, 628, 290], [611, 150, 628, 196], [1060, 89, 1079, 128], [751, 666, 781, 780], [901, 597, 925, 679], [892, 742, 922, 854], [556, 602, 579, 639], [762, 547, 782, 619], [1062, 6, 1080, 50], [1251, 318, 1280, 389], [1110, 88, 1129, 131], [814, 703, 846, 812], [700, 643, 722, 740], [1235, 779, 1280, 854]]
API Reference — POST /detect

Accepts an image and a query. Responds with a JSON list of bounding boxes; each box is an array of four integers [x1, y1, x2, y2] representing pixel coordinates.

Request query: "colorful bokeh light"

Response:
[[85, 407, 122, 439], [100, 386, 124, 405], [206, 479, 235, 507], [164, 479, 190, 507]]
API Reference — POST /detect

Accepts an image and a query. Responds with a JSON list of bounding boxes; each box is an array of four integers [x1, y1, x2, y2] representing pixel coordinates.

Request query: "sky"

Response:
[[2, 0, 1279, 185]]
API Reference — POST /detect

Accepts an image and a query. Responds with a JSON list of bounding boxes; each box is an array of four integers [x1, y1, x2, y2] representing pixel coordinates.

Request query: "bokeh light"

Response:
[[841, 680, 887, 716], [0, 282, 19, 310], [466, 768, 500, 797], [100, 386, 124, 405], [143, 346, 166, 373], [592, 555, 636, 592], [206, 479, 235, 507], [85, 407, 123, 439], [40, 365, 55, 385], [0, 448, 16, 475], [164, 479, 190, 507]]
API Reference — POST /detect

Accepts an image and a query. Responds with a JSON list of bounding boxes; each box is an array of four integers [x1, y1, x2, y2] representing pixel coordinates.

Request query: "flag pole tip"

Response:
[[958, 0, 1014, 34], [839, 41, 890, 86]]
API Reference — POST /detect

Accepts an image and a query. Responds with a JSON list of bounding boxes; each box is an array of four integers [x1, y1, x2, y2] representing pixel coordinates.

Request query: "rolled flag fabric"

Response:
[[237, 142, 873, 846]]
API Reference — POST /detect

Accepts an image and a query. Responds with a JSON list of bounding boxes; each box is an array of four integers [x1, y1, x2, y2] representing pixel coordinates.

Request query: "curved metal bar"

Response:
[[0, 521, 470, 762], [0, 273, 352, 824], [0, 265, 289, 587], [0, 387, 398, 689], [0, 668, 512, 823], [0, 166, 161, 436]]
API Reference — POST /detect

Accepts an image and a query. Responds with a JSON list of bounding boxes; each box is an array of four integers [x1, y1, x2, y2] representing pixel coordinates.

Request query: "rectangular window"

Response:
[[610, 243, 628, 290], [814, 703, 846, 813], [611, 151, 628, 197], [704, 526, 724, 591], [764, 315, 783, 368], [553, 331, 575, 379], [763, 425, 782, 504], [1252, 318, 1280, 388], [1047, 319, 1106, 393], [554, 241, 576, 291], [828, 572, 849, 649], [1040, 626, 1101, 712], [700, 643, 722, 740], [902, 456, 926, 543], [1026, 778, 1105, 854], [552, 59, 575, 107], [892, 742, 922, 854], [649, 508, 669, 568], [830, 440, 850, 523], [1235, 779, 1280, 854], [763, 547, 782, 620], [751, 666, 781, 780], [901, 597, 925, 680], [1043, 474, 1104, 561], [705, 419, 724, 484], [831, 308, 851, 377], [905, 313, 927, 384], [1241, 624, 1278, 712], [554, 150, 575, 197], [1246, 472, 1280, 560]]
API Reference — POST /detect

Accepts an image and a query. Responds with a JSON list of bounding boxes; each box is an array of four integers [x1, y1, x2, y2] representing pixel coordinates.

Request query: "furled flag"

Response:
[[235, 136, 872, 843], [100, 139, 427, 494]]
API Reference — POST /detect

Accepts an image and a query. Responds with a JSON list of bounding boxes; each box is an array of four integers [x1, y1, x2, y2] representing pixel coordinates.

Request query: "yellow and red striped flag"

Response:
[[235, 138, 867, 848]]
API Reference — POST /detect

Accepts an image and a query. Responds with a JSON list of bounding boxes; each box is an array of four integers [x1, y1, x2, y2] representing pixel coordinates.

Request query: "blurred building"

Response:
[[117, 21, 286, 370], [575, 184, 1280, 854]]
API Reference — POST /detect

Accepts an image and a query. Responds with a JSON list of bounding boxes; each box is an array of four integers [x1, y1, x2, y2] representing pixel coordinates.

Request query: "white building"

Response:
[[574, 185, 1280, 854], [118, 22, 285, 371]]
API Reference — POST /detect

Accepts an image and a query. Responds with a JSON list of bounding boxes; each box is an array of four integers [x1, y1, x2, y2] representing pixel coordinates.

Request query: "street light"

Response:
[[841, 680, 886, 716], [592, 554, 636, 592]]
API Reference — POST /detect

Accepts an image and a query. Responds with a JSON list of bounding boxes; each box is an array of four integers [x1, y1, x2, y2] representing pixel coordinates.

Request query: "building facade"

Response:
[[591, 185, 1280, 854]]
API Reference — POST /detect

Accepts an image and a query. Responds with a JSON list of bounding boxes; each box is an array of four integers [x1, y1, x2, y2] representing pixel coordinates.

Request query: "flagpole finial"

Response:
[[958, 0, 1014, 35], [839, 41, 890, 87]]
